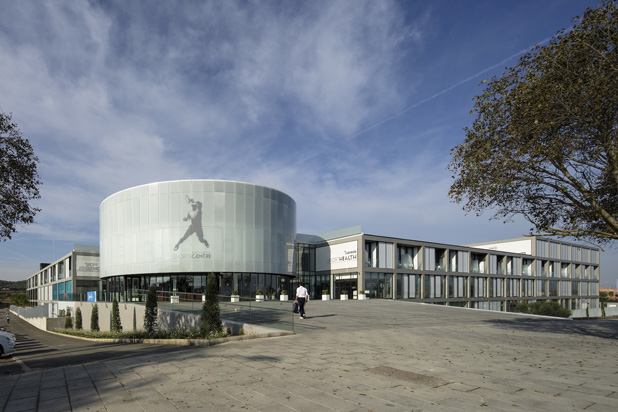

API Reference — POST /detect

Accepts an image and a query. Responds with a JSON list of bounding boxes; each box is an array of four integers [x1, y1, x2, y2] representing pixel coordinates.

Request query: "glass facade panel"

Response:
[[536, 240, 548, 257], [365, 242, 394, 269], [549, 280, 559, 296], [448, 276, 467, 298], [397, 274, 421, 299], [507, 278, 520, 297], [397, 245, 420, 270], [365, 272, 393, 299], [470, 277, 486, 297], [489, 277, 503, 297], [423, 275, 445, 298], [522, 259, 533, 276], [536, 279, 547, 296]]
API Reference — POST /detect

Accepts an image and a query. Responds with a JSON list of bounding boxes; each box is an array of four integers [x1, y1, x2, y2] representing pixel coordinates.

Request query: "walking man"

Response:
[[295, 282, 310, 319]]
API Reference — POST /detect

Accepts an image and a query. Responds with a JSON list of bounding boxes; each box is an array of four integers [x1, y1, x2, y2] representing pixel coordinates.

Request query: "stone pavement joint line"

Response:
[[4, 300, 618, 411]]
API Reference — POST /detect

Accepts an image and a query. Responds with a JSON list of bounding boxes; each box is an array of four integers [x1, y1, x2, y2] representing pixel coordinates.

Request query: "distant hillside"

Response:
[[0, 279, 27, 290]]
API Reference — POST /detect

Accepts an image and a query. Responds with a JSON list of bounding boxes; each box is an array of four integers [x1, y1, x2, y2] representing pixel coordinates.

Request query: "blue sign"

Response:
[[87, 291, 96, 302]]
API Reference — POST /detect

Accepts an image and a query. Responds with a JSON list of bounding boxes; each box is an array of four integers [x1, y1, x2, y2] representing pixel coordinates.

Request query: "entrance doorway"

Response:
[[334, 273, 358, 299]]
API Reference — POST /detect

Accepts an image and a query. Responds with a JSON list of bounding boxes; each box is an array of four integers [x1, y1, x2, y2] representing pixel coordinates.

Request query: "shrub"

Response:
[[144, 285, 158, 336], [112, 298, 122, 332], [75, 307, 82, 330], [232, 290, 238, 295], [52, 327, 230, 340], [515, 300, 571, 318], [529, 301, 571, 318], [200, 272, 222, 338], [514, 301, 529, 313], [64, 308, 73, 329], [91, 303, 100, 332], [256, 289, 263, 295]]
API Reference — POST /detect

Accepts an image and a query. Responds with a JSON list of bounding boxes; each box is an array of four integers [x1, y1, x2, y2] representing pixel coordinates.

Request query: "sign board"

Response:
[[87, 291, 96, 302], [316, 241, 358, 271]]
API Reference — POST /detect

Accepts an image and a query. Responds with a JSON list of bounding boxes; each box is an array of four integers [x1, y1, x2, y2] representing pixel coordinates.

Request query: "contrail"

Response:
[[351, 33, 560, 141], [295, 30, 567, 166]]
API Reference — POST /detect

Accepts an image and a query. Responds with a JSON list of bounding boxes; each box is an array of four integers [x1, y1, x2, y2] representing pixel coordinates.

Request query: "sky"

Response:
[[1, 0, 616, 288]]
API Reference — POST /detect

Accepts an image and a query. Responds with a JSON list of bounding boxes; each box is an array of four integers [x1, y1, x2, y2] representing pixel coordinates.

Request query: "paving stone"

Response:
[[4, 395, 38, 412], [7, 301, 618, 412]]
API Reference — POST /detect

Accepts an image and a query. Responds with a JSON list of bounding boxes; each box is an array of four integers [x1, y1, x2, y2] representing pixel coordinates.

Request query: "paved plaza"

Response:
[[2, 300, 618, 412]]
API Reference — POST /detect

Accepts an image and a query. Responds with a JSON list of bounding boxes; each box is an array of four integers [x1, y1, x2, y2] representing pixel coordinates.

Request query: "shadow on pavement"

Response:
[[485, 317, 618, 340]]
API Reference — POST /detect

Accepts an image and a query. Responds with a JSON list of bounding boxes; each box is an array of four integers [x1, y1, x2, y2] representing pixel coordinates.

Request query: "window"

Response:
[[449, 250, 469, 272], [423, 274, 445, 298], [536, 279, 547, 296], [397, 245, 420, 270], [548, 262, 558, 278], [471, 253, 486, 273], [448, 276, 467, 298], [365, 272, 393, 298], [522, 259, 533, 276], [522, 279, 534, 297], [397, 274, 421, 299], [489, 277, 504, 297], [549, 280, 559, 296], [423, 247, 446, 271], [365, 242, 393, 269], [297, 244, 315, 273], [470, 277, 486, 297], [560, 281, 570, 296], [494, 255, 505, 275]]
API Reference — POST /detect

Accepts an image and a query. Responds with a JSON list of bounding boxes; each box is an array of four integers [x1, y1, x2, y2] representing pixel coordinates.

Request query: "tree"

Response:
[[144, 285, 158, 336], [11, 293, 29, 307], [111, 298, 122, 332], [200, 272, 222, 338], [0, 112, 41, 240], [448, 1, 618, 245], [75, 307, 83, 330], [91, 303, 100, 332], [64, 307, 73, 329]]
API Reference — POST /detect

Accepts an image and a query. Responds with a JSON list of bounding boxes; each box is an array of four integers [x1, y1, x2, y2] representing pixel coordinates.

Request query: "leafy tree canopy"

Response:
[[11, 293, 29, 307], [0, 112, 41, 240], [449, 0, 618, 245]]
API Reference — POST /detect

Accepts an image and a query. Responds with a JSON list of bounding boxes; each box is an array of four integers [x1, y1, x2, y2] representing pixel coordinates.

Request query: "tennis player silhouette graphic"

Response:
[[174, 195, 210, 251]]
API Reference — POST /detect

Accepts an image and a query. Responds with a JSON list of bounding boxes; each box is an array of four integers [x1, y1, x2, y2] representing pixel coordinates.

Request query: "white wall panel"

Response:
[[100, 180, 296, 277]]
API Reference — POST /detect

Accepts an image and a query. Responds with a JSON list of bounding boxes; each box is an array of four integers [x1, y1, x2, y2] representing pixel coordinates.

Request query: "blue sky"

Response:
[[1, 0, 616, 287]]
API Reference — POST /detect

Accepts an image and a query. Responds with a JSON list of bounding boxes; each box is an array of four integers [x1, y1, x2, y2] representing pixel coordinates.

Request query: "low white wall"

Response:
[[74, 301, 146, 332], [16, 302, 272, 336], [571, 306, 618, 318]]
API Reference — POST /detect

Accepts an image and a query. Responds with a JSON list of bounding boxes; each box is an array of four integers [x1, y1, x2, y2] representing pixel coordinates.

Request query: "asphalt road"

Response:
[[0, 309, 196, 376]]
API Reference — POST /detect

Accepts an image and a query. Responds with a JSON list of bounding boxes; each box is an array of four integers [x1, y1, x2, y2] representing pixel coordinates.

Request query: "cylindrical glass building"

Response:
[[99, 180, 296, 301]]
